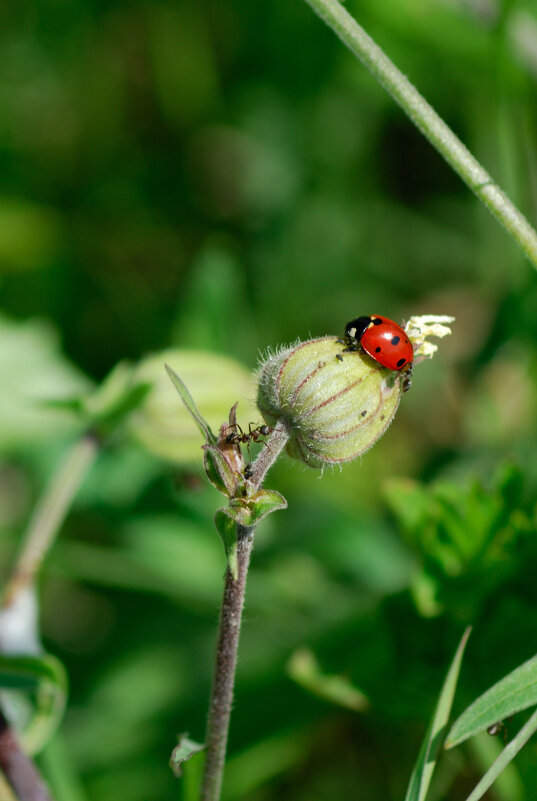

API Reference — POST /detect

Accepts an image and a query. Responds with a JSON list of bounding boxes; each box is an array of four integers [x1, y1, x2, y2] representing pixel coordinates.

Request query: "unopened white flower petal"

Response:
[[406, 315, 455, 361], [418, 342, 439, 358]]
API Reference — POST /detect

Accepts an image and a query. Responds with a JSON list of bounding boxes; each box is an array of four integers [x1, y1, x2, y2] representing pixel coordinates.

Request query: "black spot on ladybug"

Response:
[[396, 357, 406, 368], [372, 318, 382, 326], [391, 336, 400, 345], [375, 347, 381, 353]]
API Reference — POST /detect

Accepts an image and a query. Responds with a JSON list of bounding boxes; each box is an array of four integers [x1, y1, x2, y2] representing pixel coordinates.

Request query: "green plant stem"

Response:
[[199, 423, 290, 801], [303, 0, 537, 270], [2, 433, 99, 609]]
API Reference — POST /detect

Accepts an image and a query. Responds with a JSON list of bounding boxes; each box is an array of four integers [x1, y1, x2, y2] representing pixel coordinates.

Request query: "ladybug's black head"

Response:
[[345, 316, 372, 343]]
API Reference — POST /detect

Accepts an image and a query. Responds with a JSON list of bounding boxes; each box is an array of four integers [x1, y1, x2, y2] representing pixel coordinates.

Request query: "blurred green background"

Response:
[[2, 0, 537, 798]]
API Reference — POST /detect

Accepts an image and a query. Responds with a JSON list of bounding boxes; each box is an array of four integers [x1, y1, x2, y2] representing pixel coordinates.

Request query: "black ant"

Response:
[[223, 423, 273, 480], [225, 422, 272, 448], [487, 719, 509, 742]]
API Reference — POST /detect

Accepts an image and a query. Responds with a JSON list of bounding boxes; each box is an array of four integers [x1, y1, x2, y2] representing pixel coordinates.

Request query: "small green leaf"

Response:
[[228, 501, 254, 524], [287, 648, 369, 712], [214, 509, 238, 579], [223, 490, 287, 529], [404, 627, 471, 801], [0, 653, 68, 755], [446, 652, 537, 749], [246, 489, 287, 524], [165, 365, 217, 445], [170, 733, 205, 778], [203, 444, 238, 497]]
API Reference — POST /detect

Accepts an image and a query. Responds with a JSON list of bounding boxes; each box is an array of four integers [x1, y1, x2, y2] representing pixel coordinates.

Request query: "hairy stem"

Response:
[[303, 0, 537, 270], [2, 433, 99, 609], [199, 423, 290, 801], [249, 423, 292, 491], [199, 526, 253, 801]]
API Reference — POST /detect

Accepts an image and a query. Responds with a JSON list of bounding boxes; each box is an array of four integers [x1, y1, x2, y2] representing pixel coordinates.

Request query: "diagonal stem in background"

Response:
[[0, 434, 99, 800], [2, 433, 98, 610], [303, 0, 537, 270]]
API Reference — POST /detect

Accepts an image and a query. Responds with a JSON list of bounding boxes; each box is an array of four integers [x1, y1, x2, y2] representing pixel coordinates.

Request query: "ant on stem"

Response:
[[225, 422, 272, 448], [223, 423, 273, 478]]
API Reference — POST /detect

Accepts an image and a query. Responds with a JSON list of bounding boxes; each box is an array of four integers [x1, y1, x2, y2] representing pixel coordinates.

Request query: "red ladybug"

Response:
[[344, 315, 414, 372]]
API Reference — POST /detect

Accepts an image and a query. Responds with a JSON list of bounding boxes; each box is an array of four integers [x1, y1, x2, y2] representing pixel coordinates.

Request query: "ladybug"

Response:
[[343, 315, 414, 374]]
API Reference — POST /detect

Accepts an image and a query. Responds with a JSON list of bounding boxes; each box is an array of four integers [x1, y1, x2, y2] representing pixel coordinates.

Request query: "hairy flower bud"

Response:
[[257, 337, 403, 468]]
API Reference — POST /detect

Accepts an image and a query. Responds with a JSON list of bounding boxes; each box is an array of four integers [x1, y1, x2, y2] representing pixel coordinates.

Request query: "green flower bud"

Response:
[[129, 350, 258, 463], [257, 337, 403, 468]]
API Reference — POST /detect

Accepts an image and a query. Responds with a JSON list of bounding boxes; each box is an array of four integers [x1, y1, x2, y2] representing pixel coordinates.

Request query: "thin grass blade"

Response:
[[404, 627, 471, 801], [463, 707, 537, 801]]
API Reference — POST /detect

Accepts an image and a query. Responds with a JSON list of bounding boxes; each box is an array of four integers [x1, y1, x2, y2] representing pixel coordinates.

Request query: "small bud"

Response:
[[129, 350, 258, 463], [256, 337, 403, 468]]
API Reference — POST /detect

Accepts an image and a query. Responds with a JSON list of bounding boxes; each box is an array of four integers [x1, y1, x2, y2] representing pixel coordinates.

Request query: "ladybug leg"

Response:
[[402, 365, 413, 393], [336, 341, 360, 362]]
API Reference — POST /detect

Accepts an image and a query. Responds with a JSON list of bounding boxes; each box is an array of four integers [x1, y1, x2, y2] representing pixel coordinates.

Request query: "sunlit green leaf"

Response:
[[446, 653, 537, 749]]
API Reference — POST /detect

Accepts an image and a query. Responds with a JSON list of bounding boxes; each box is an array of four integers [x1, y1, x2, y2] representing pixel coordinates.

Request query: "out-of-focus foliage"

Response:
[[2, 0, 537, 798]]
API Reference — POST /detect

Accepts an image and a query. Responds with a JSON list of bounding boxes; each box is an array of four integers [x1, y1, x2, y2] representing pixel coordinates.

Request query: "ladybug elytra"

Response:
[[343, 315, 414, 373]]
